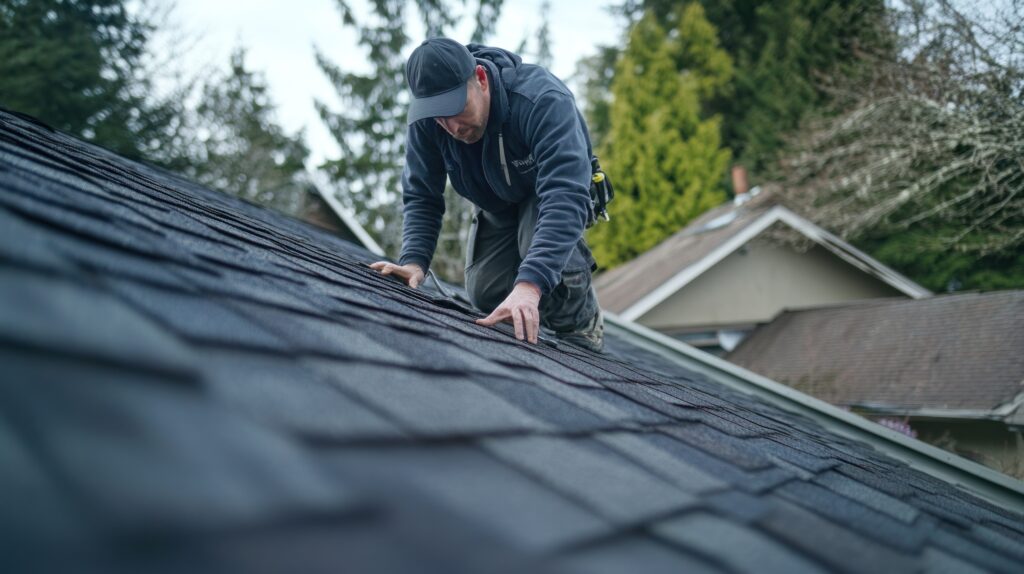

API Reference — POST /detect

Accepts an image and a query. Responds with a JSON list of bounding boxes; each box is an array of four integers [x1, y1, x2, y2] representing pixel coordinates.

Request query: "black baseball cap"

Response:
[[406, 38, 476, 125]]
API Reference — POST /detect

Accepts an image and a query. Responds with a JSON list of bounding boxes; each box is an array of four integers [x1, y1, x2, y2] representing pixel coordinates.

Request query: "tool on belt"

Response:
[[587, 156, 614, 228]]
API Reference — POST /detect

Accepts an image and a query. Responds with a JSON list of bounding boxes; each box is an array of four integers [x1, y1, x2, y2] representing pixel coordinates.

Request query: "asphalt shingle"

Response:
[[2, 108, 1022, 573]]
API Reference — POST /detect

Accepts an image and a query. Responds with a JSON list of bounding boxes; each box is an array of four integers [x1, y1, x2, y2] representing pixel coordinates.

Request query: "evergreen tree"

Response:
[[535, 0, 553, 68], [588, 4, 731, 269], [190, 48, 310, 216], [573, 45, 619, 150], [515, 1, 553, 68], [0, 0, 192, 169], [316, 0, 503, 281], [582, 0, 887, 181], [718, 0, 887, 177]]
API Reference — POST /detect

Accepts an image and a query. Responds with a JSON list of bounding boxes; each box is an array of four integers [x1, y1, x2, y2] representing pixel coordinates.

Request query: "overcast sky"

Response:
[[171, 0, 625, 168]]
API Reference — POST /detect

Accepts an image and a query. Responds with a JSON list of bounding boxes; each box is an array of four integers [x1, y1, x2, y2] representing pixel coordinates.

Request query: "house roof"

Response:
[[726, 292, 1024, 419], [309, 183, 385, 256], [595, 192, 930, 320], [1, 108, 1022, 573]]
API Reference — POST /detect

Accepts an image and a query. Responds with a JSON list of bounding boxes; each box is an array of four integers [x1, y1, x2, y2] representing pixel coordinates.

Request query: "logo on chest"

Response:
[[511, 153, 536, 173]]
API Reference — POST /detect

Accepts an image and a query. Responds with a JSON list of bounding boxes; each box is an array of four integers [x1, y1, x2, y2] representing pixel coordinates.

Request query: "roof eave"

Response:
[[605, 313, 1024, 512], [851, 405, 1008, 422], [312, 184, 385, 256], [620, 205, 932, 321]]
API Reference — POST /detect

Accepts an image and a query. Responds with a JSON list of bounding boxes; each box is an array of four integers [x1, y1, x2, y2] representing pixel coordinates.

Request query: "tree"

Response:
[[515, 0, 553, 68], [587, 4, 732, 269], [0, 0, 192, 169], [573, 45, 619, 150], [580, 0, 887, 181], [316, 0, 503, 282], [779, 0, 1024, 291], [189, 48, 310, 216]]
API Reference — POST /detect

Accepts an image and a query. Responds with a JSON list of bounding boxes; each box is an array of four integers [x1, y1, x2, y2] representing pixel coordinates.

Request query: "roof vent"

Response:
[[699, 210, 739, 232]]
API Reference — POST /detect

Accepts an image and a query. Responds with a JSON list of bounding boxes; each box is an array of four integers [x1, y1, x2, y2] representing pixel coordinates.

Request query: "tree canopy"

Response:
[[779, 0, 1024, 291], [587, 4, 731, 269], [0, 0, 192, 169], [189, 48, 310, 217]]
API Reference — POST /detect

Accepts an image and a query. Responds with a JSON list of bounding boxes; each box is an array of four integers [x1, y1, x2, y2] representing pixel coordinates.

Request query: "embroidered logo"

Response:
[[511, 154, 535, 172]]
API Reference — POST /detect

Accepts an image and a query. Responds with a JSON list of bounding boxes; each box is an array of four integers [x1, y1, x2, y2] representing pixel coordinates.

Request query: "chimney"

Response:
[[731, 165, 750, 205]]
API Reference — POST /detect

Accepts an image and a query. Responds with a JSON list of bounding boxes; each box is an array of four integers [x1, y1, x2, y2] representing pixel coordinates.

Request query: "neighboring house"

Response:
[[595, 190, 931, 354], [727, 292, 1024, 479], [300, 183, 385, 256], [3, 109, 1024, 573]]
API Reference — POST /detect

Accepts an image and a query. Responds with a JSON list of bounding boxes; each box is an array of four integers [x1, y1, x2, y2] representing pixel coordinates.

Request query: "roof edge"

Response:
[[851, 405, 1019, 422], [620, 205, 932, 321], [312, 184, 385, 256], [605, 313, 1024, 512], [773, 207, 931, 299], [621, 206, 784, 320]]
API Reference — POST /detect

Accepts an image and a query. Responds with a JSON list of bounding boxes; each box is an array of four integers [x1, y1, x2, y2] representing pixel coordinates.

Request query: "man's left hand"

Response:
[[476, 282, 541, 344]]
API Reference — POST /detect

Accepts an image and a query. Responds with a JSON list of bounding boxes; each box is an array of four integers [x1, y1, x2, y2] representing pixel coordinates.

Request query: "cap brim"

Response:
[[407, 82, 468, 125]]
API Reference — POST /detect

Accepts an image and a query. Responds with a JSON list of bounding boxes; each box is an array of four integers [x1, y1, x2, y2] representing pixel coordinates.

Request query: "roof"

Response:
[[308, 182, 385, 256], [595, 192, 930, 320], [1, 108, 1022, 573], [726, 292, 1024, 419]]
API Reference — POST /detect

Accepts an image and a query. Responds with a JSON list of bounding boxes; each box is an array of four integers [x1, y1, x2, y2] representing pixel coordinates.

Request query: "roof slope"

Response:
[[1, 109, 1022, 573], [727, 293, 1024, 415]]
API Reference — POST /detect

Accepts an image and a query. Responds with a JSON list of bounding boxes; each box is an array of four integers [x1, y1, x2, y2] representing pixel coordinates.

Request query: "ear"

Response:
[[475, 65, 488, 92]]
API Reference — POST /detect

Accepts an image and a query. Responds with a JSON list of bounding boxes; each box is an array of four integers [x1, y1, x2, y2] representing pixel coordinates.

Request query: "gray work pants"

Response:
[[464, 194, 599, 333]]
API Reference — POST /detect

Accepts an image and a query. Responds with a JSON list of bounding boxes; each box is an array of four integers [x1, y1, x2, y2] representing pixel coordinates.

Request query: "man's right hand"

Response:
[[369, 261, 426, 289]]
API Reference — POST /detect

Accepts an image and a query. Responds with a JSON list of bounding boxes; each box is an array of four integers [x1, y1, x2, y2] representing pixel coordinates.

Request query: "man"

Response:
[[370, 37, 603, 352]]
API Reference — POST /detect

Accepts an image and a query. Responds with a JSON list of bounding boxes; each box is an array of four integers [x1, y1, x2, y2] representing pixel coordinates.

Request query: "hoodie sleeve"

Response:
[[398, 121, 447, 272], [514, 90, 592, 295]]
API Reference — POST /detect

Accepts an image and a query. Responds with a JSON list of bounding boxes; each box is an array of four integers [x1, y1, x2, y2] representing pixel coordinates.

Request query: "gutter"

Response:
[[605, 313, 1024, 513], [851, 392, 1024, 423], [852, 406, 1007, 422]]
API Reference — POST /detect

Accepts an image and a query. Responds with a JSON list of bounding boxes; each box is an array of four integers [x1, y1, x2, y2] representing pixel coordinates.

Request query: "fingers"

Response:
[[475, 307, 507, 327], [512, 308, 525, 341], [370, 261, 396, 277], [370, 262, 424, 289], [526, 307, 538, 344], [476, 307, 539, 344]]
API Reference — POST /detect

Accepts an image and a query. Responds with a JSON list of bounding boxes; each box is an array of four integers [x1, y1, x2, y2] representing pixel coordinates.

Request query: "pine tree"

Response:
[[535, 0, 553, 68], [588, 5, 731, 268], [0, 0, 192, 169], [582, 0, 887, 180], [190, 48, 310, 216], [719, 0, 887, 177]]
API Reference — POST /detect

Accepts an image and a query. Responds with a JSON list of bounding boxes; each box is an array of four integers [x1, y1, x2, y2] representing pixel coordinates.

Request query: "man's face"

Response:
[[435, 66, 490, 144]]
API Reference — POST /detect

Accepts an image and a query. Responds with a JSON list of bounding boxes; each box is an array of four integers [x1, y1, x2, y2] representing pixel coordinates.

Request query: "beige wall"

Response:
[[911, 420, 1024, 480], [639, 237, 905, 330]]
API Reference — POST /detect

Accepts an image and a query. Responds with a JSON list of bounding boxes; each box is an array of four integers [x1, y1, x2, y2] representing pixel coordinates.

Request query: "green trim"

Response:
[[605, 313, 1024, 513]]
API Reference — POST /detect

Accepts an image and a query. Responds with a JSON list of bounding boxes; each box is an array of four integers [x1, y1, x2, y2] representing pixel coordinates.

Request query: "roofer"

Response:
[[370, 37, 605, 352]]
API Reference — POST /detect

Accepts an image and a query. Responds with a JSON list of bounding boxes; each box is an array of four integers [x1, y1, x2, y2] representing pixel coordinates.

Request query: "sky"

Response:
[[171, 0, 625, 168]]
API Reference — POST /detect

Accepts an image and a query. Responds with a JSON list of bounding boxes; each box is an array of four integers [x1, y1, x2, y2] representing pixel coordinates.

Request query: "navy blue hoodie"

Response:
[[398, 44, 594, 295]]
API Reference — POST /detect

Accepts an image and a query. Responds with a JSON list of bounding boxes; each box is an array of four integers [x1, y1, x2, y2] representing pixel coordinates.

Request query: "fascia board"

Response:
[[315, 186, 385, 256], [773, 207, 931, 299]]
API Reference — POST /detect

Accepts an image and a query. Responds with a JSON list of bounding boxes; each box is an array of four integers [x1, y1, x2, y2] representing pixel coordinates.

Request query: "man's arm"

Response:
[[513, 90, 592, 295], [371, 122, 446, 288], [477, 90, 591, 344]]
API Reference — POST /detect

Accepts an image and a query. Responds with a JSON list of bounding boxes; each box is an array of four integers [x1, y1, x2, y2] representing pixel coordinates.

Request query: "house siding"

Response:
[[638, 237, 905, 330]]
